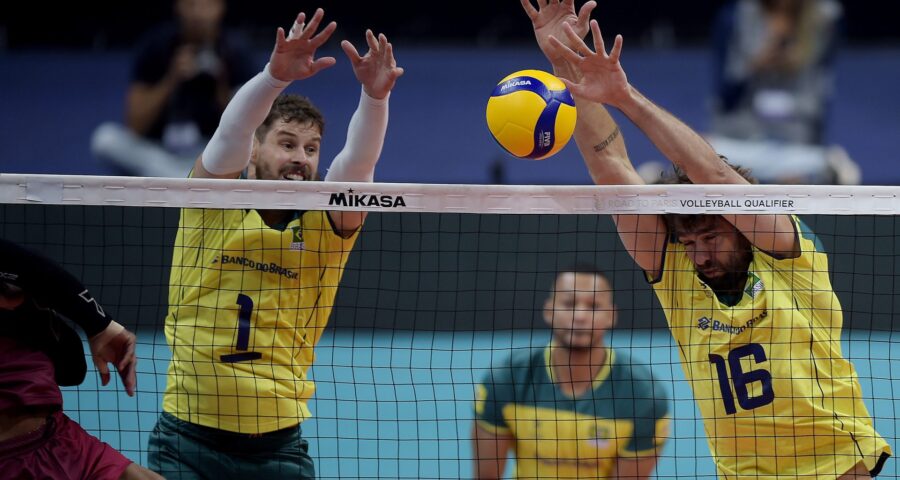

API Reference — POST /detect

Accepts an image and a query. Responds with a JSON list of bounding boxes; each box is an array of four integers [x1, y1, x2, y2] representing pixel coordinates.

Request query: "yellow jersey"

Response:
[[163, 207, 357, 434], [652, 216, 890, 478], [475, 346, 670, 479]]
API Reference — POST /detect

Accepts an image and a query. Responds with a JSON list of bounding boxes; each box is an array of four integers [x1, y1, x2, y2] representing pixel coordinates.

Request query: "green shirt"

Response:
[[475, 346, 670, 479]]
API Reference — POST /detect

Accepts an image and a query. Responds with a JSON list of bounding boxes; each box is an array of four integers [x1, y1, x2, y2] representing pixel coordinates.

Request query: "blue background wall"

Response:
[[2, 46, 899, 184], [66, 328, 899, 478]]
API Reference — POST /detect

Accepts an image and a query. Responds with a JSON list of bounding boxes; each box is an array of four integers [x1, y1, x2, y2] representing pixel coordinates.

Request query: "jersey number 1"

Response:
[[709, 343, 774, 414], [220, 293, 263, 363]]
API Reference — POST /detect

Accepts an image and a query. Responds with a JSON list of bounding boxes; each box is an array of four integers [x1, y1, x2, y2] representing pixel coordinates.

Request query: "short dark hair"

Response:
[[551, 263, 610, 293], [255, 94, 326, 142], [657, 156, 757, 186], [659, 156, 757, 234]]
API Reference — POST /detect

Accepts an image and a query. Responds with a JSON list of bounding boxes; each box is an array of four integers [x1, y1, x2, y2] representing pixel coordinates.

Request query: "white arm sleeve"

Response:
[[200, 63, 290, 175], [324, 87, 390, 183]]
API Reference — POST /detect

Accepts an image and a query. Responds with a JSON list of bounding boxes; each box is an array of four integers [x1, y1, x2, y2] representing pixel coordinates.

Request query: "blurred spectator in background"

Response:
[[639, 0, 859, 185], [707, 0, 859, 184], [91, 0, 256, 178], [473, 264, 669, 479]]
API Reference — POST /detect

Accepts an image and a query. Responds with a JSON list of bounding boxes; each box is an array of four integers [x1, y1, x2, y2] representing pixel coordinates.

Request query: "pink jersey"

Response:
[[0, 336, 61, 410], [0, 337, 132, 479], [0, 411, 132, 480]]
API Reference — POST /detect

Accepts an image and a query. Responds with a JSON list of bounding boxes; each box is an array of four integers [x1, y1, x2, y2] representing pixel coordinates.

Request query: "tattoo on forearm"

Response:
[[593, 127, 621, 153]]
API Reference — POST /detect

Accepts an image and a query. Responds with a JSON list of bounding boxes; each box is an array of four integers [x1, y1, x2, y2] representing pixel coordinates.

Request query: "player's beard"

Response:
[[254, 161, 315, 183], [698, 248, 753, 298], [255, 162, 316, 226]]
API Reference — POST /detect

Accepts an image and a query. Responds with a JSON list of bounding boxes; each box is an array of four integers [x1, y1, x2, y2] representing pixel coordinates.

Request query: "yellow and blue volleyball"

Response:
[[486, 69, 577, 160]]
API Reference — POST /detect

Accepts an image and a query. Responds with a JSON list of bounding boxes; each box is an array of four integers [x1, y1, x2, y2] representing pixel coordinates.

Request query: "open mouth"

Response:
[[281, 164, 311, 181]]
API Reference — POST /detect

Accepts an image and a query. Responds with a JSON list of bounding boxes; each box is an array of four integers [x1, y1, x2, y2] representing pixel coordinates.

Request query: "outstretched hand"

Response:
[[269, 8, 339, 83], [341, 30, 404, 100], [520, 0, 596, 68], [549, 20, 630, 107], [89, 321, 137, 397]]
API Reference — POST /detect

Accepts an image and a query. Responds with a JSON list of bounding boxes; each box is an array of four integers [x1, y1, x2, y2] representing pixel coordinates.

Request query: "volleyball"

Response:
[[485, 69, 577, 160]]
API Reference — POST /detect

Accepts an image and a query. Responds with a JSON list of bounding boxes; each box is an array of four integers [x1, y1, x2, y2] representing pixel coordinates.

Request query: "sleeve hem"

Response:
[[475, 420, 510, 436]]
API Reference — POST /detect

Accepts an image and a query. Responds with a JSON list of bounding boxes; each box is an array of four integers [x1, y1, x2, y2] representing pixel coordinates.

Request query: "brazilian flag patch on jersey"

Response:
[[744, 272, 764, 298], [290, 226, 305, 251]]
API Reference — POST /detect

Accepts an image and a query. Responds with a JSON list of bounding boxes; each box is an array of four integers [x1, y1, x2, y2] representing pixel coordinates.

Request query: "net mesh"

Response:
[[1, 175, 897, 479]]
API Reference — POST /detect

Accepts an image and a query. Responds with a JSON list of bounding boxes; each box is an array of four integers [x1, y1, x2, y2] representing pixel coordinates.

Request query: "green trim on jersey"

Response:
[[651, 215, 891, 478], [542, 344, 614, 394], [475, 346, 670, 478], [163, 207, 358, 434]]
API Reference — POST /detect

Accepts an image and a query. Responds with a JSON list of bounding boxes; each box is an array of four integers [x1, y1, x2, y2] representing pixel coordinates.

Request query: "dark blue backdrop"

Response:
[[1, 46, 898, 184]]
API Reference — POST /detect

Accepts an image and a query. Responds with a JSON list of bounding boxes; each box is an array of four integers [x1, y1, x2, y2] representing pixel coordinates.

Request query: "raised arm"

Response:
[[533, 15, 666, 275], [193, 9, 337, 180], [520, 0, 634, 185], [324, 29, 404, 235], [553, 21, 796, 259], [610, 82, 797, 256], [519, 0, 596, 79]]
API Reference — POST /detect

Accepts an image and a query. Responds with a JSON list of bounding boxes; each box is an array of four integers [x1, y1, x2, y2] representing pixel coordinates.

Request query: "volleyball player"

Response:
[[146, 7, 403, 478], [0, 238, 160, 479], [473, 265, 670, 479], [541, 14, 891, 478]]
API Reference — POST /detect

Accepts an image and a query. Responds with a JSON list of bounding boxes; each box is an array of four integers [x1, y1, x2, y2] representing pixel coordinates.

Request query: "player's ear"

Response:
[[542, 295, 554, 327], [251, 135, 261, 161], [612, 304, 618, 328], [247, 137, 261, 179]]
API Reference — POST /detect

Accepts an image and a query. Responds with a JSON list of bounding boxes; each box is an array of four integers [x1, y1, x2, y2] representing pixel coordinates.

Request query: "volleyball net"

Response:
[[1, 174, 898, 478]]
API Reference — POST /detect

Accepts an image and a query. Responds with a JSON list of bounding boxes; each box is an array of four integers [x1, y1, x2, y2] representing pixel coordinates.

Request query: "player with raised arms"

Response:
[[542, 5, 891, 478], [147, 7, 403, 478]]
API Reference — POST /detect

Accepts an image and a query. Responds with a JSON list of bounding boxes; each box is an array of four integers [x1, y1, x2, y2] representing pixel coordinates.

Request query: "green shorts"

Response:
[[148, 412, 315, 479]]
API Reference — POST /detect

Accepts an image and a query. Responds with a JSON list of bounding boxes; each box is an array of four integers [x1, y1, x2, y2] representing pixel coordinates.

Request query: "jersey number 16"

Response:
[[709, 343, 775, 415]]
